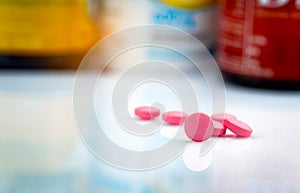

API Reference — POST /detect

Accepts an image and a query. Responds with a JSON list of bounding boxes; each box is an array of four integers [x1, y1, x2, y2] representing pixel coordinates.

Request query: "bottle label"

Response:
[[150, 0, 217, 58], [217, 0, 300, 81], [0, 0, 98, 56]]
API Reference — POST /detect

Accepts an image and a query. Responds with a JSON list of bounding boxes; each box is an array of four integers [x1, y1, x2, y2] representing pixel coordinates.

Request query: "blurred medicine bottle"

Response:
[[152, 0, 217, 52], [216, 0, 300, 89], [0, 0, 99, 69], [88, 0, 217, 72]]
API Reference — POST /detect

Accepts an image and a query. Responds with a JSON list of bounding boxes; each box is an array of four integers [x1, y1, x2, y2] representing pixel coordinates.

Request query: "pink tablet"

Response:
[[134, 106, 160, 120], [163, 111, 188, 125], [224, 118, 253, 137], [184, 113, 214, 142], [212, 121, 226, 137], [211, 113, 237, 123]]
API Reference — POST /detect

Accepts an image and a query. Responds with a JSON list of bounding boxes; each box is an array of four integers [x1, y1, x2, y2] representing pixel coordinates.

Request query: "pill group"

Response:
[[134, 106, 253, 142]]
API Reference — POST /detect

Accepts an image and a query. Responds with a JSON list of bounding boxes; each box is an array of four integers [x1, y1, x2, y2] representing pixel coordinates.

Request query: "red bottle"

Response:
[[217, 0, 300, 89]]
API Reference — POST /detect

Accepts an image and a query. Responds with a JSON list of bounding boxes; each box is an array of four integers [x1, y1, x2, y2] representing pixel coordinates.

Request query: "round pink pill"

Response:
[[134, 106, 160, 120], [212, 121, 226, 137], [211, 113, 237, 123], [224, 118, 253, 137], [184, 113, 214, 142], [163, 111, 188, 125]]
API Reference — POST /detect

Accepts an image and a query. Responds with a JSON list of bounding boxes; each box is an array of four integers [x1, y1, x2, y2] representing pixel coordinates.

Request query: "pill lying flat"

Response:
[[224, 118, 253, 137], [134, 106, 160, 120], [211, 113, 237, 123], [212, 121, 226, 137], [163, 111, 188, 125], [184, 113, 214, 142]]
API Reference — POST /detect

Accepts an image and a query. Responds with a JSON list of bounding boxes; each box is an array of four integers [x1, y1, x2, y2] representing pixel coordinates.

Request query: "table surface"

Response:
[[0, 70, 299, 193]]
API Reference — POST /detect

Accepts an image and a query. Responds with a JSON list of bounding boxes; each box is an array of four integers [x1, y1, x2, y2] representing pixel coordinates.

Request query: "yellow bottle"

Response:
[[0, 0, 99, 68], [161, 0, 216, 9]]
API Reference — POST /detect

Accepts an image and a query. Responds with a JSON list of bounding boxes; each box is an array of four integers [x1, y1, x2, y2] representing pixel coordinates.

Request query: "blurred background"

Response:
[[0, 0, 300, 193]]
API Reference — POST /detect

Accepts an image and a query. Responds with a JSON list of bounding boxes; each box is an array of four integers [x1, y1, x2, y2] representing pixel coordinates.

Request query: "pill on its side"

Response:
[[184, 113, 214, 142], [135, 106, 160, 120], [212, 121, 226, 137], [224, 118, 253, 137], [163, 111, 188, 125], [211, 113, 237, 123]]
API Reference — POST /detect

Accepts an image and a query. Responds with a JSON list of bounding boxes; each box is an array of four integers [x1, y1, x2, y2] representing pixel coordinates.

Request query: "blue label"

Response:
[[151, 1, 198, 31]]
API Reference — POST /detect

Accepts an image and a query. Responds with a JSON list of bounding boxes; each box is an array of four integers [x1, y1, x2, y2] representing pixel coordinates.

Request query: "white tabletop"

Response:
[[0, 70, 299, 193]]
